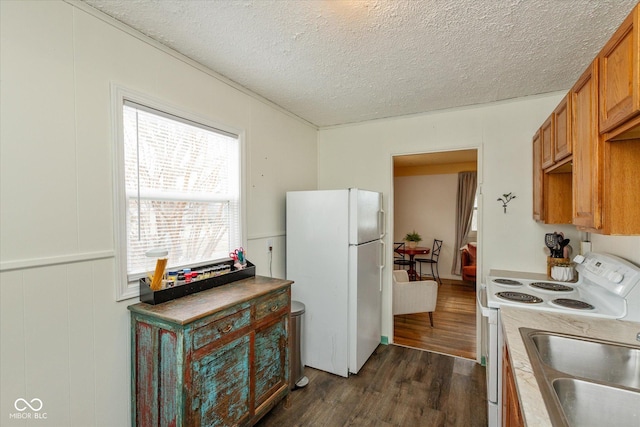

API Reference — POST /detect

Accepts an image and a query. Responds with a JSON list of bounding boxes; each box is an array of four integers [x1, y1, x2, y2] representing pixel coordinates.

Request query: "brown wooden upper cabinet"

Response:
[[571, 60, 602, 230], [554, 96, 572, 162], [598, 4, 639, 133], [541, 96, 572, 171], [532, 131, 572, 224], [540, 115, 554, 169], [533, 5, 640, 235], [533, 95, 573, 225], [532, 2, 640, 233]]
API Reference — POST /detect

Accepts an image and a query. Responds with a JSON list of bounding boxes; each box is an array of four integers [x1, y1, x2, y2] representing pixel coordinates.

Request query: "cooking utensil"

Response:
[[546, 234, 559, 257], [551, 232, 567, 258], [563, 243, 572, 259], [545, 233, 559, 252], [554, 238, 570, 259]]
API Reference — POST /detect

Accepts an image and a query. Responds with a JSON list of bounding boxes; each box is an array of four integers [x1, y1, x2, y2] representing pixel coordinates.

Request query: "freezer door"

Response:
[[348, 239, 382, 374], [349, 189, 382, 244]]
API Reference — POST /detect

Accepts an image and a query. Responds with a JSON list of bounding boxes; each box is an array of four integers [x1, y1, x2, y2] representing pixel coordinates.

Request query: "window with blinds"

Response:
[[122, 101, 241, 281]]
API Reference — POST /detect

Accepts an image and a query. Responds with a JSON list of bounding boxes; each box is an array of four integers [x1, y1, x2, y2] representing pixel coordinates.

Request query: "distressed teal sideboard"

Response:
[[128, 275, 292, 426]]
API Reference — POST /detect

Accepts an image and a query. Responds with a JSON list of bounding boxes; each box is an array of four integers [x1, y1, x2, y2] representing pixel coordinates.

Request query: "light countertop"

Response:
[[500, 306, 640, 426]]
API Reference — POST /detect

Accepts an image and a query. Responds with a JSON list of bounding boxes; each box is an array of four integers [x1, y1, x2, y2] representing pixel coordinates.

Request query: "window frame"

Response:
[[111, 85, 246, 301]]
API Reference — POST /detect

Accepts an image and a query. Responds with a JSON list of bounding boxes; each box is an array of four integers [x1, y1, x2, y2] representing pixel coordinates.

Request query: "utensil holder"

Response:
[[547, 257, 576, 282]]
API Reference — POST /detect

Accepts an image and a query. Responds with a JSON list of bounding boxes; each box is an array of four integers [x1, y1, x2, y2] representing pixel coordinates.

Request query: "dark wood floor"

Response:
[[257, 344, 487, 427], [394, 278, 477, 360]]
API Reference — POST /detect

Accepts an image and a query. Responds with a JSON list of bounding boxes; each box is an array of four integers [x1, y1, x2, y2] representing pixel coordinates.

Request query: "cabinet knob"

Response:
[[220, 324, 233, 334], [270, 305, 279, 312]]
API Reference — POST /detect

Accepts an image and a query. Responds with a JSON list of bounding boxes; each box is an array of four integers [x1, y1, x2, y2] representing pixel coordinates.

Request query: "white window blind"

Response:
[[471, 194, 478, 232], [123, 101, 241, 280]]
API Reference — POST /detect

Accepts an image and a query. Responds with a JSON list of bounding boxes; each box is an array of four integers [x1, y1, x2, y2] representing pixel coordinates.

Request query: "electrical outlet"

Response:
[[267, 239, 273, 252]]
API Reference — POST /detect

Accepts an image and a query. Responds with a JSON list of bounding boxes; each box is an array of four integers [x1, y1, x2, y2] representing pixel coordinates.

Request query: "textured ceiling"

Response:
[[82, 0, 638, 127]]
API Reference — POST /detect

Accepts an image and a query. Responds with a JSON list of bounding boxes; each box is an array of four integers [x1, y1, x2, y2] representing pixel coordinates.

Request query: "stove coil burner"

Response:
[[493, 278, 523, 286], [552, 298, 595, 310], [529, 282, 574, 292], [496, 291, 543, 304]]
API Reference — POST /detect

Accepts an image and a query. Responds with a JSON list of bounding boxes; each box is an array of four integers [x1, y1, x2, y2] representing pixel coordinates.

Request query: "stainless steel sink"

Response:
[[519, 328, 640, 427], [553, 378, 640, 427], [530, 332, 640, 389]]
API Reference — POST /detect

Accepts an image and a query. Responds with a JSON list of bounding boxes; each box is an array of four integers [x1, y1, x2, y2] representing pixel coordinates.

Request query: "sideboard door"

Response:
[[189, 333, 252, 426], [254, 316, 289, 414]]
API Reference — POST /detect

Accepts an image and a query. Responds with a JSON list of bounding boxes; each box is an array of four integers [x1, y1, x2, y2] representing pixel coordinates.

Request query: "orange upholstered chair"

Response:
[[461, 243, 477, 283]]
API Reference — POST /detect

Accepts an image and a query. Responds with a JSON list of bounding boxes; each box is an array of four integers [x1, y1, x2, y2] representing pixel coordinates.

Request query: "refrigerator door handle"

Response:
[[378, 208, 386, 238], [379, 240, 385, 292]]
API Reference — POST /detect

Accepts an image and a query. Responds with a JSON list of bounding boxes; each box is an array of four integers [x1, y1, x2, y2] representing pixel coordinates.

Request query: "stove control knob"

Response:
[[608, 271, 624, 283]]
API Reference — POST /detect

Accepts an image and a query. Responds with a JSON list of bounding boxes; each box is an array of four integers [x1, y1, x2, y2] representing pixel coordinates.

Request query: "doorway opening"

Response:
[[391, 149, 479, 360]]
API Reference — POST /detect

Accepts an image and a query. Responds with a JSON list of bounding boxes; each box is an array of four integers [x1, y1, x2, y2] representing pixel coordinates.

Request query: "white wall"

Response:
[[0, 1, 317, 425], [318, 93, 583, 342], [394, 174, 460, 279], [591, 235, 640, 265]]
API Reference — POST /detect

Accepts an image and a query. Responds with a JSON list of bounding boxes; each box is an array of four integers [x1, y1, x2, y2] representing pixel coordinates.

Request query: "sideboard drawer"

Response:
[[192, 308, 251, 350], [255, 290, 289, 321]]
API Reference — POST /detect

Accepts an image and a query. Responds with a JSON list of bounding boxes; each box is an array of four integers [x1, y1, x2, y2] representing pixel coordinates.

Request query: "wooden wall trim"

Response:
[[0, 250, 115, 272]]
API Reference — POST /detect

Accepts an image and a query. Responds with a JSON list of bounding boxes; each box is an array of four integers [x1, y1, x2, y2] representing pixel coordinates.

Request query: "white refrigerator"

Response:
[[286, 189, 385, 377]]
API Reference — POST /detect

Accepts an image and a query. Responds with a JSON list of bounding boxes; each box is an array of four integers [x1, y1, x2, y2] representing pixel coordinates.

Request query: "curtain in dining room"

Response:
[[451, 171, 477, 275]]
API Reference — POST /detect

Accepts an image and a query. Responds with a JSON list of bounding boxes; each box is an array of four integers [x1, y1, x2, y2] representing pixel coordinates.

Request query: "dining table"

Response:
[[396, 246, 430, 281]]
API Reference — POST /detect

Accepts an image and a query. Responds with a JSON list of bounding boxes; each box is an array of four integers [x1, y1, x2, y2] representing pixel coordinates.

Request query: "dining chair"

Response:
[[415, 239, 443, 285], [393, 242, 415, 272]]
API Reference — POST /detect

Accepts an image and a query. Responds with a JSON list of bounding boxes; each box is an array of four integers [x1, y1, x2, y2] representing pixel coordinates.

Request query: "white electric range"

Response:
[[478, 252, 640, 427]]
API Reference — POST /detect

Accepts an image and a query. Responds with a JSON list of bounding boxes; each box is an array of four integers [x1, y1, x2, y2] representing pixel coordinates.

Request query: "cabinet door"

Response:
[[541, 116, 554, 169], [532, 130, 544, 221], [502, 346, 524, 427], [132, 318, 181, 427], [599, 5, 639, 133], [554, 96, 571, 162], [254, 316, 289, 412], [189, 333, 251, 427], [572, 60, 602, 229]]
